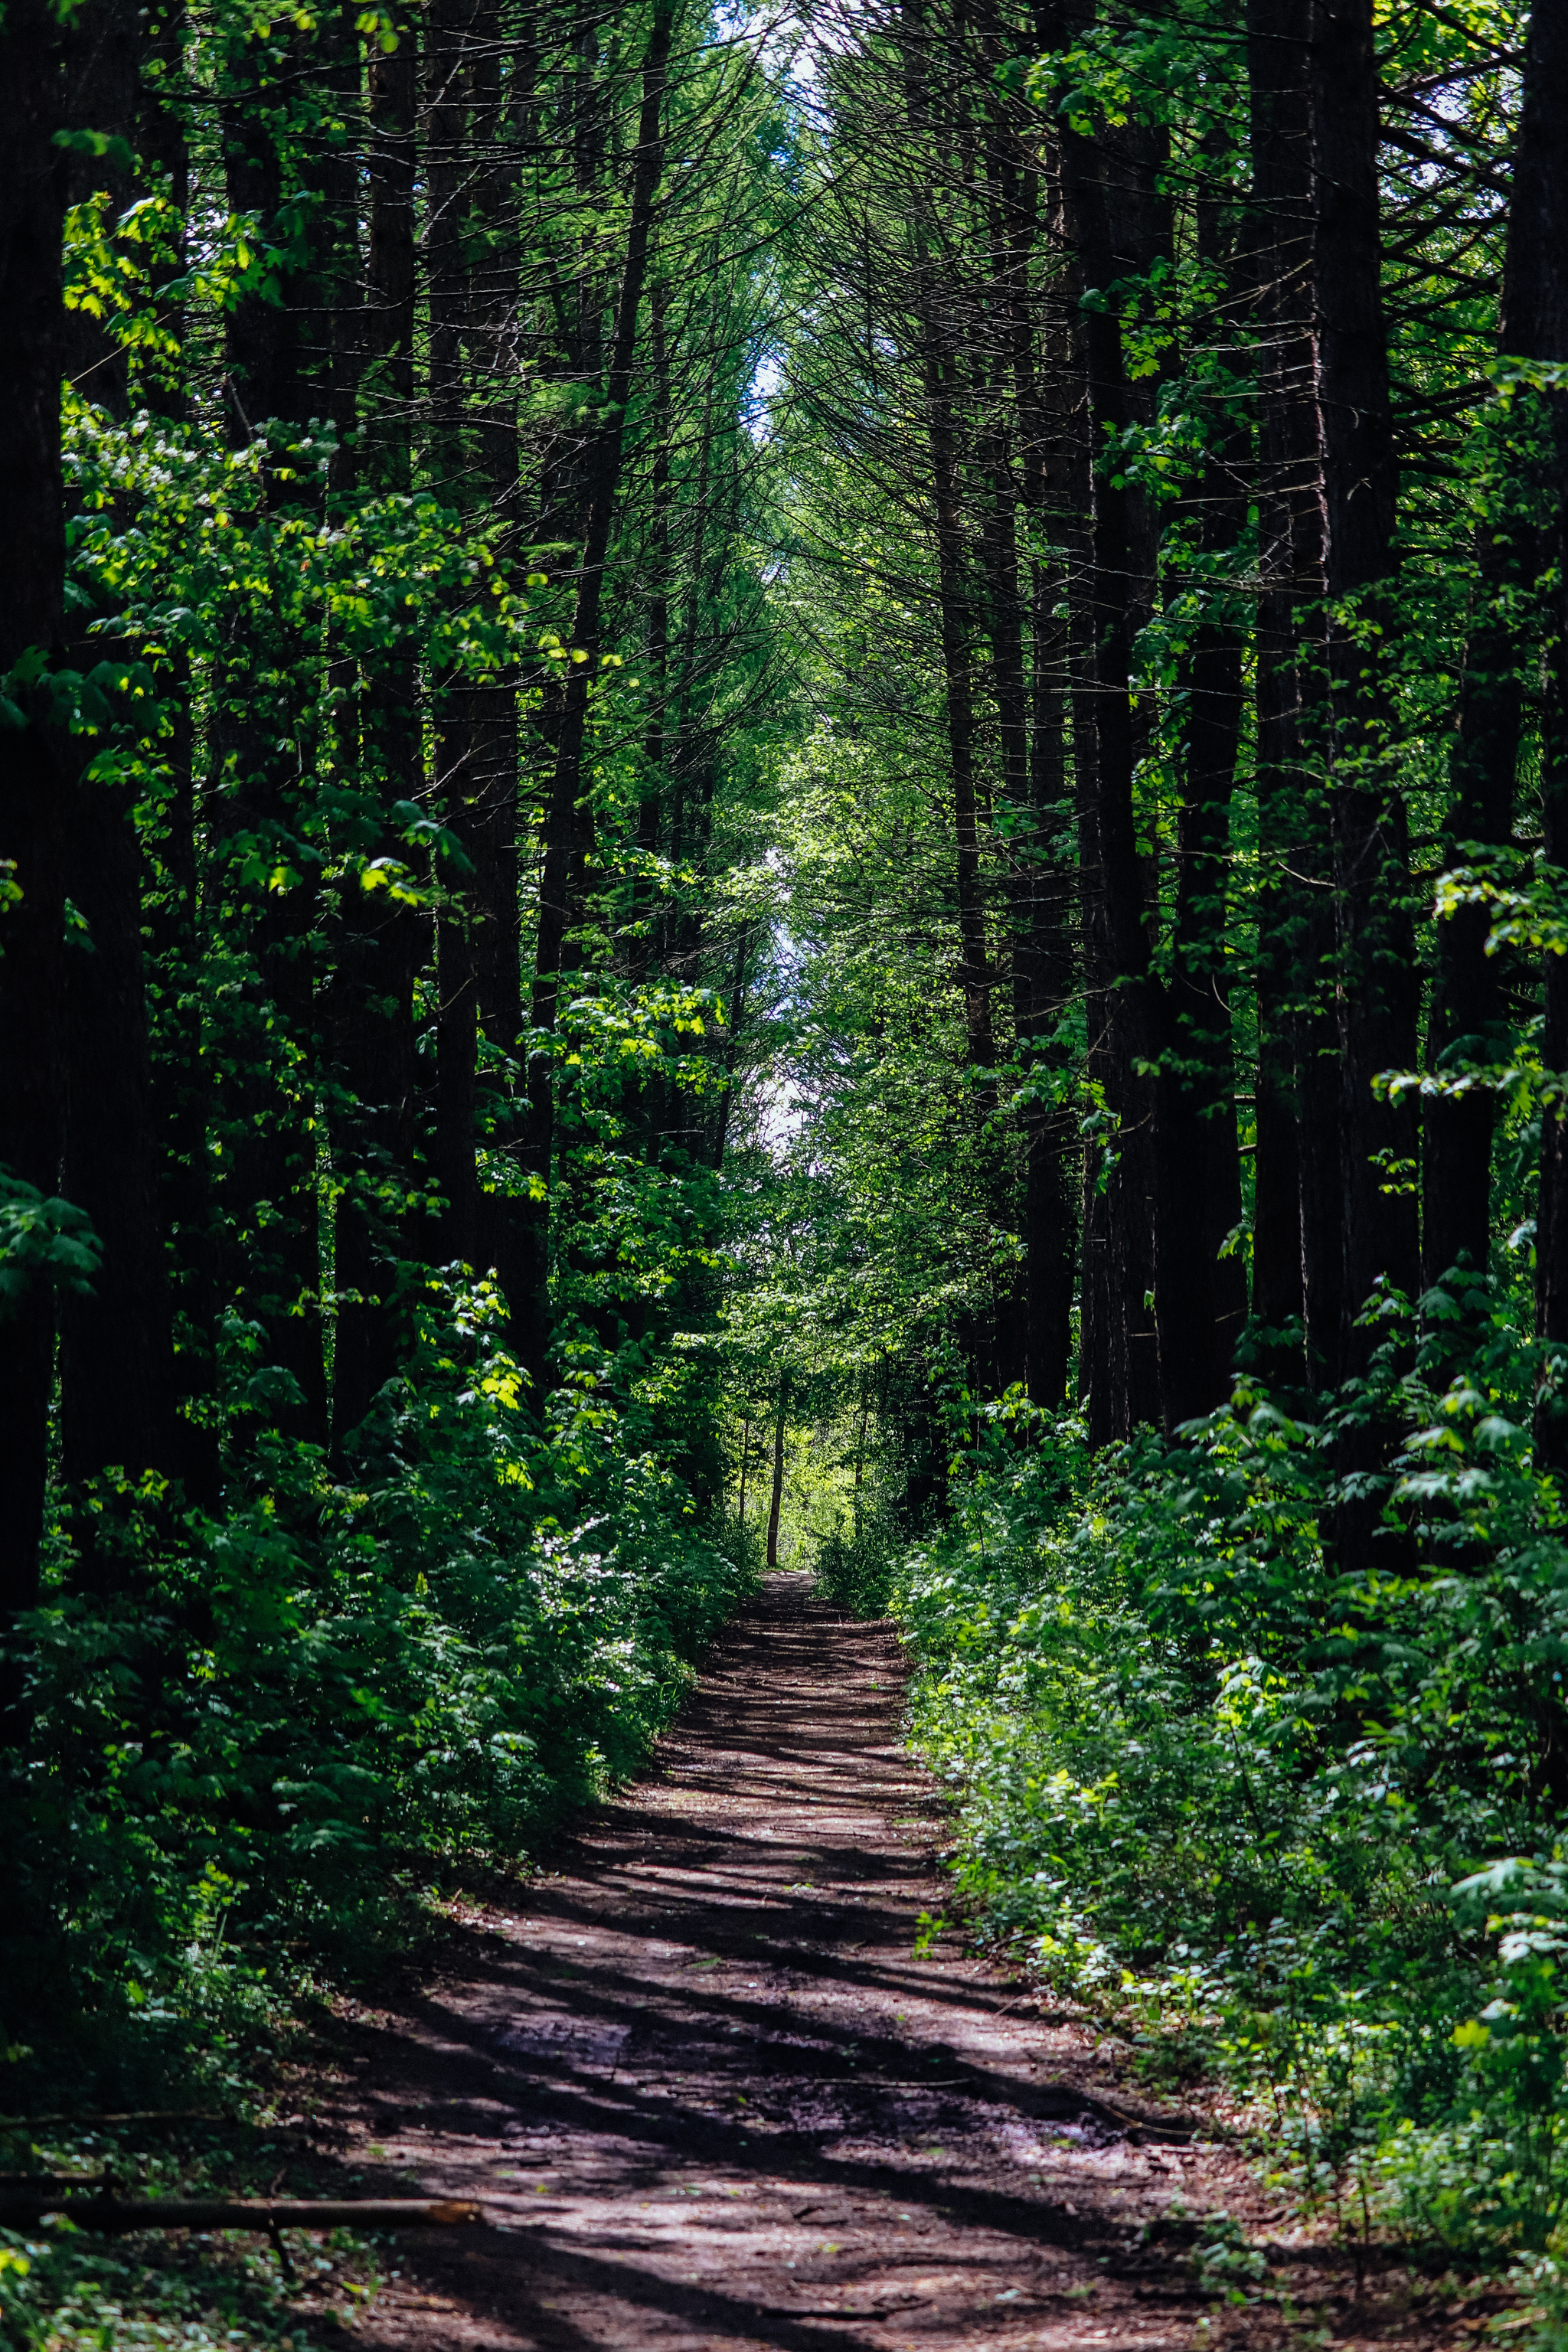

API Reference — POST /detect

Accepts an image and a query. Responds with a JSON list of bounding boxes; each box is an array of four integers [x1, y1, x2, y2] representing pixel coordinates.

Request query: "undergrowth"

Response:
[[2, 1271, 753, 2108], [0, 2114, 396, 2352], [824, 1276, 1568, 2302]]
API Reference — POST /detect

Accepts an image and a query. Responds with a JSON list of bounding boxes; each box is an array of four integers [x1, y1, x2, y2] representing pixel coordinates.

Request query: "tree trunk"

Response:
[[466, 0, 528, 1334], [523, 0, 674, 1360], [60, 0, 137, 406], [214, 22, 327, 1444], [1426, 7, 1560, 1302], [766, 1382, 787, 1570], [0, 0, 70, 1702], [925, 325, 995, 1074], [1021, 554, 1076, 1408], [1246, 0, 1334, 1386], [1045, 60, 1161, 1438], [332, 2, 423, 1451], [1311, 0, 1419, 1377], [1152, 181, 1249, 1429], [60, 770, 178, 1511], [58, 0, 179, 1532], [1246, 0, 1311, 1364], [139, 0, 220, 1501], [1513, 0, 1568, 1466], [426, 0, 481, 1275]]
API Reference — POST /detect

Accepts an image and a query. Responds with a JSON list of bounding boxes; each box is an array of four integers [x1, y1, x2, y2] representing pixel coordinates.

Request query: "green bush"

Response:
[[1, 1272, 753, 2101], [878, 1285, 1568, 2262]]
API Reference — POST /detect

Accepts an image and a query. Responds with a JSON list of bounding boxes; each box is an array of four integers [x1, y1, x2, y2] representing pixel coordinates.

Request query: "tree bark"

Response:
[[1426, 6, 1560, 1302], [766, 1381, 787, 1570], [1514, 0, 1568, 1467], [426, 0, 481, 1275], [213, 20, 327, 1444], [1311, 0, 1419, 1381], [332, 2, 423, 1451], [1152, 181, 1249, 1430], [60, 765, 178, 1511], [1246, 0, 1313, 1369], [139, 0, 220, 1501], [58, 0, 180, 1531], [523, 0, 675, 1362], [1044, 55, 1161, 1438], [0, 0, 70, 1699], [470, 3, 529, 1339]]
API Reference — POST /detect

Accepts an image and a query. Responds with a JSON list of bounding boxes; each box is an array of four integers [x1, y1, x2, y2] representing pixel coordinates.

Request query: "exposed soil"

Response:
[[295, 1573, 1475, 2350]]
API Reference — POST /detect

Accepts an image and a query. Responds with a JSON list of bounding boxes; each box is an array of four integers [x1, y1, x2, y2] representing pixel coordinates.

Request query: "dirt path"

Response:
[[310, 1573, 1451, 2351]]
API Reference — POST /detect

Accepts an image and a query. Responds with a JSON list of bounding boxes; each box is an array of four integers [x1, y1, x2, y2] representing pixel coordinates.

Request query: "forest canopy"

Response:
[[5, 0, 1568, 2287]]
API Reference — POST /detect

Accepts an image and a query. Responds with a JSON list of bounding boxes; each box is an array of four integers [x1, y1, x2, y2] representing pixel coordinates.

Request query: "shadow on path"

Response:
[[292, 1574, 1426, 2352]]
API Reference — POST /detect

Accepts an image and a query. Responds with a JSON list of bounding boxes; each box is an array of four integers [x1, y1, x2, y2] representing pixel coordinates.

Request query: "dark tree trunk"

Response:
[[766, 1381, 787, 1570], [1155, 629, 1245, 1427], [1246, 0, 1344, 1390], [0, 0, 70, 1700], [332, 5, 423, 1451], [1311, 0, 1419, 1378], [1295, 799, 1345, 1384], [1426, 8, 1560, 1302], [523, 1, 674, 1363], [139, 0, 219, 1501], [978, 84, 1073, 1404], [1250, 0, 1316, 1374], [151, 683, 221, 1505], [903, 8, 994, 1079], [426, 0, 481, 1274], [1065, 416, 1118, 1442], [220, 31, 296, 433], [629, 276, 671, 995], [1246, 0, 1313, 1372], [1152, 181, 1249, 1430], [1003, 106, 1079, 1409], [60, 0, 137, 405], [1046, 64, 1161, 1438], [470, 4, 529, 1337], [1423, 563, 1519, 1298], [59, 774, 178, 1509], [1515, 1, 1568, 1467], [213, 23, 327, 1444], [58, 0, 179, 1532], [925, 330, 995, 1073], [1017, 531, 1078, 1406]]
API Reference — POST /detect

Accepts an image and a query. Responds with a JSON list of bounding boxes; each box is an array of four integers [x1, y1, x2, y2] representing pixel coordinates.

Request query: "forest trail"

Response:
[[315, 1576, 1425, 2351]]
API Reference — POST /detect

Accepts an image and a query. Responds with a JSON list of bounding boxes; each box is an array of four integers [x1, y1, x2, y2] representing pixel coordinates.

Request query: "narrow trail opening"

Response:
[[302, 1578, 1432, 2350]]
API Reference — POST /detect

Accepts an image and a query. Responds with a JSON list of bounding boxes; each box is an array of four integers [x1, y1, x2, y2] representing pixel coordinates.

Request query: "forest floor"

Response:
[[286, 1572, 1481, 2351]]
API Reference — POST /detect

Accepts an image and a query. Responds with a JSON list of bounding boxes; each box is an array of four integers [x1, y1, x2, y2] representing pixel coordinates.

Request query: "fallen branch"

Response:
[[0, 2112, 224, 2130], [0, 2194, 485, 2233], [1081, 2095, 1206, 2145]]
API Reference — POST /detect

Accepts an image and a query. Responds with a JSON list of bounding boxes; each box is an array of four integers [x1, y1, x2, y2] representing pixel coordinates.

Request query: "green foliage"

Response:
[[0, 2123, 387, 2352], [2, 1272, 753, 2099], [0, 1172, 102, 1316], [871, 1308, 1568, 2262]]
